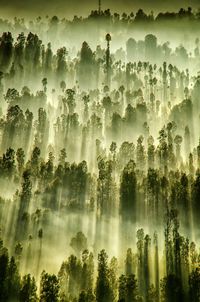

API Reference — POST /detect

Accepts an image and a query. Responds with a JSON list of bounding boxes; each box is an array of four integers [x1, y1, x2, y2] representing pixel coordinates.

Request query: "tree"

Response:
[[78, 41, 94, 89], [20, 274, 38, 302], [37, 228, 43, 278], [95, 250, 113, 302], [42, 78, 48, 93], [125, 248, 134, 276], [40, 271, 59, 302], [6, 256, 20, 300], [16, 148, 25, 174], [20, 170, 32, 210], [0, 241, 9, 301], [126, 38, 137, 62], [118, 274, 139, 302], [160, 274, 183, 302], [1, 147, 15, 178], [118, 274, 127, 301], [78, 290, 95, 302], [105, 33, 112, 87], [189, 268, 200, 302], [81, 250, 94, 291], [56, 47, 67, 79], [126, 274, 138, 302], [60, 80, 66, 92], [70, 232, 87, 256], [119, 160, 137, 221]]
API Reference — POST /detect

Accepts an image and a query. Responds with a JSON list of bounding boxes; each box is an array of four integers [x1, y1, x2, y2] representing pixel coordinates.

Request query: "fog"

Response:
[[0, 7, 199, 302]]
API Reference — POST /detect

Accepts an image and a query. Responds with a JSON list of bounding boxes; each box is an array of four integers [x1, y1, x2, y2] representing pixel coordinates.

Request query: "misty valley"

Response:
[[0, 6, 199, 302]]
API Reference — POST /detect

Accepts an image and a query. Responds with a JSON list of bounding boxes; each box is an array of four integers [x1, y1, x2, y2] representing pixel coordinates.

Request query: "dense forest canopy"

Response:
[[0, 2, 199, 302]]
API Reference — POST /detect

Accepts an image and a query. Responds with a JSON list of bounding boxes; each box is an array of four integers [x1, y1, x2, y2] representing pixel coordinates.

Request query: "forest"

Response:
[[0, 3, 199, 302]]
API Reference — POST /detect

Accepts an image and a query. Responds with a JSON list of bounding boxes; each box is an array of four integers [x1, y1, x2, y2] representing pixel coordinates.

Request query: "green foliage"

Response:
[[20, 274, 38, 302], [40, 271, 59, 302]]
